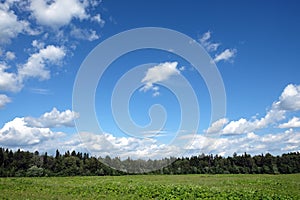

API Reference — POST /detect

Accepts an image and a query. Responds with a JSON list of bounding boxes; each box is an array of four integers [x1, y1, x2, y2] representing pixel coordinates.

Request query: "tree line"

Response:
[[0, 147, 299, 177]]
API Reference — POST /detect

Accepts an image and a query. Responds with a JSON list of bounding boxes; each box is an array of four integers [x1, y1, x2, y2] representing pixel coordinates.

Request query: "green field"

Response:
[[1, 174, 299, 199]]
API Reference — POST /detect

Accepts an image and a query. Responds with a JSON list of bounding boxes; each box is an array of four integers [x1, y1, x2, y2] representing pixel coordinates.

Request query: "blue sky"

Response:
[[0, 0, 300, 159]]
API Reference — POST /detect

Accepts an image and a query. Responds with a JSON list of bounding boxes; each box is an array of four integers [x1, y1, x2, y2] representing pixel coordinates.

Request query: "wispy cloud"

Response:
[[29, 88, 51, 95], [70, 25, 100, 41], [199, 31, 220, 52], [214, 49, 237, 63], [199, 31, 237, 63]]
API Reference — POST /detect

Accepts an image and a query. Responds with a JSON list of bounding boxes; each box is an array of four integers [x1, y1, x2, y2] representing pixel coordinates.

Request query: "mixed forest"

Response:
[[0, 147, 300, 177]]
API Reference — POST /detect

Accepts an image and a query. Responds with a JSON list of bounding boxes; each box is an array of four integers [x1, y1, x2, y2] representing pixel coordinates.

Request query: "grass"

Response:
[[0, 174, 299, 199]]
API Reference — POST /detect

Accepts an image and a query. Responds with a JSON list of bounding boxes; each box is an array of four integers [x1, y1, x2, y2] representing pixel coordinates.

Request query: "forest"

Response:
[[0, 147, 300, 177]]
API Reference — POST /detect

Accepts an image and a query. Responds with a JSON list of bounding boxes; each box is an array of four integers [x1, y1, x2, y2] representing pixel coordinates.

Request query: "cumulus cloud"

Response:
[[279, 117, 300, 129], [188, 129, 300, 156], [0, 94, 11, 108], [214, 49, 237, 63], [18, 45, 65, 80], [63, 132, 182, 160], [30, 0, 88, 28], [222, 118, 250, 134], [278, 84, 300, 111], [0, 5, 28, 44], [199, 31, 220, 52], [0, 45, 65, 93], [32, 40, 45, 49], [24, 107, 79, 128], [205, 118, 228, 134], [140, 62, 180, 96], [0, 108, 78, 149], [221, 107, 286, 135], [206, 84, 300, 135], [0, 0, 104, 97], [0, 117, 64, 147], [0, 63, 22, 92]]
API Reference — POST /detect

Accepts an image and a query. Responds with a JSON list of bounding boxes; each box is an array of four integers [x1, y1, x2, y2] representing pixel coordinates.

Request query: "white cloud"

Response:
[[188, 129, 300, 156], [0, 45, 65, 93], [199, 31, 220, 52], [214, 49, 237, 63], [140, 62, 180, 95], [29, 88, 51, 95], [179, 66, 185, 71], [30, 0, 88, 28], [0, 94, 11, 108], [91, 14, 105, 27], [24, 107, 79, 128], [32, 40, 45, 49], [0, 63, 21, 92], [206, 84, 299, 135], [278, 84, 300, 111], [206, 107, 286, 135], [5, 51, 16, 60], [0, 5, 28, 44], [18, 45, 65, 80], [222, 118, 249, 134], [279, 117, 300, 129], [64, 132, 181, 160], [205, 118, 228, 134], [200, 31, 211, 43], [70, 26, 99, 41], [0, 117, 64, 146]]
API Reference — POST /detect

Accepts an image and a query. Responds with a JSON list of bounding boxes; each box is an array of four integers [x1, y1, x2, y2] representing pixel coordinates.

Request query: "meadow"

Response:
[[0, 174, 299, 199]]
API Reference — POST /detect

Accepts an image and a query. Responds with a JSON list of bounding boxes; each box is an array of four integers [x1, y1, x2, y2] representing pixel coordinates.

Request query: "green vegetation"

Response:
[[1, 147, 300, 176], [0, 174, 299, 199]]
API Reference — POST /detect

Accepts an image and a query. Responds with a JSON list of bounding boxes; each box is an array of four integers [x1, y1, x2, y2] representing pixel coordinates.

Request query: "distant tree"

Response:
[[27, 166, 44, 177]]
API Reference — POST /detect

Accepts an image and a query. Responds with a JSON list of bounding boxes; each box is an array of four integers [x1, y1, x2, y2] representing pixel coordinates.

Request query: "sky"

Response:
[[0, 0, 300, 159]]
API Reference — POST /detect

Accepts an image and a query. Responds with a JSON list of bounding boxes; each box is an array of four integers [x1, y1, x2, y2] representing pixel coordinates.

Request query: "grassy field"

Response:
[[0, 174, 299, 199]]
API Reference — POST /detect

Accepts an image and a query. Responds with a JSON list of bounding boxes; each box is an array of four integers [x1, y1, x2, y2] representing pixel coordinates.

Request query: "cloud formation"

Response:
[[0, 99, 299, 158], [30, 0, 88, 28], [278, 84, 300, 111], [19, 45, 66, 80], [0, 5, 28, 44], [0, 63, 21, 92], [140, 62, 181, 96], [199, 31, 237, 63], [214, 49, 237, 63], [279, 117, 300, 129], [206, 84, 300, 135], [189, 130, 300, 156], [70, 25, 99, 41], [24, 107, 79, 128], [199, 31, 220, 52], [0, 117, 64, 147], [0, 0, 103, 106], [0, 94, 11, 108]]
